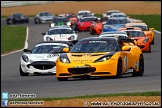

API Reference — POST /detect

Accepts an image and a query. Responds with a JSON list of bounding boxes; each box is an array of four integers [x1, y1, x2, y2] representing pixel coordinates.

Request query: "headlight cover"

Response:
[[60, 57, 70, 63], [68, 35, 75, 40], [94, 55, 112, 62], [22, 55, 29, 62], [50, 23, 55, 27], [46, 37, 53, 41], [67, 22, 71, 26], [143, 38, 149, 43]]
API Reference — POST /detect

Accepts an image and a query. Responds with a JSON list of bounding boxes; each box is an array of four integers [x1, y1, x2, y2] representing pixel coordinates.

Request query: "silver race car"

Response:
[[42, 25, 78, 45], [34, 12, 55, 24], [20, 41, 73, 76]]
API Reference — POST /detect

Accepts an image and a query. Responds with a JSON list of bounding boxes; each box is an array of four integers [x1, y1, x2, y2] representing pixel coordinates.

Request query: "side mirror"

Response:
[[23, 49, 31, 53], [63, 47, 69, 53], [42, 33, 46, 35], [150, 28, 154, 31], [122, 46, 131, 51]]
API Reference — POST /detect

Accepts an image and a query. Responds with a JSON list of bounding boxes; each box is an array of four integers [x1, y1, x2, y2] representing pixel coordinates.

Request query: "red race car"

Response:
[[90, 18, 103, 35], [76, 16, 97, 32]]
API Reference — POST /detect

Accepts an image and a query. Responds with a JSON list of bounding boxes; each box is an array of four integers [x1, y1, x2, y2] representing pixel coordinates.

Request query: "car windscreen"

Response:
[[52, 18, 68, 23], [106, 19, 128, 25], [40, 12, 52, 16], [101, 35, 129, 39], [80, 18, 97, 22], [32, 44, 68, 54], [106, 11, 120, 15], [129, 25, 149, 31], [47, 29, 73, 35], [126, 31, 145, 37], [112, 15, 127, 18], [70, 40, 119, 53]]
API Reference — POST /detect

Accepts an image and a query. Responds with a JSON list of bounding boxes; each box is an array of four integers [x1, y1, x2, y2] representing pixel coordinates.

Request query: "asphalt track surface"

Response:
[[1, 18, 161, 98]]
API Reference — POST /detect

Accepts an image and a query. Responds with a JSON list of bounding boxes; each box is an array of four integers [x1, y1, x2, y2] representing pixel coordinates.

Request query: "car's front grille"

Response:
[[68, 67, 96, 74], [28, 61, 55, 70]]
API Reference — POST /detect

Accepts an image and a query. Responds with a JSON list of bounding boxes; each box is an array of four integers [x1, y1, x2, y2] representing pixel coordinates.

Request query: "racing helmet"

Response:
[[97, 17, 101, 21]]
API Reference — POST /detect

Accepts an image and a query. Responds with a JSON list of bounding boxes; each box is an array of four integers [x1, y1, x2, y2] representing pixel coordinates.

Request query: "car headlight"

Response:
[[50, 23, 55, 27], [94, 55, 112, 62], [46, 37, 53, 41], [60, 57, 70, 63], [80, 23, 83, 26], [143, 38, 149, 43], [68, 35, 75, 40], [22, 55, 29, 62], [67, 22, 71, 26]]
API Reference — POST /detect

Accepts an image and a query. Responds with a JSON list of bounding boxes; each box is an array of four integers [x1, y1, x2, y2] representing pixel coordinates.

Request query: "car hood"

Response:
[[80, 21, 91, 26], [67, 52, 112, 63], [104, 24, 125, 30], [40, 16, 53, 19], [23, 54, 60, 62]]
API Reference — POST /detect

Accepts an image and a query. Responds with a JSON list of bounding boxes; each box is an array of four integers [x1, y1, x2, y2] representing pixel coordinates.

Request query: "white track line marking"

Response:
[[1, 26, 29, 57]]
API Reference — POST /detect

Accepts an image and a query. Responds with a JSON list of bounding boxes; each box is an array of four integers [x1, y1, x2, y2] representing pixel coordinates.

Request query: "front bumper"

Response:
[[21, 61, 56, 74], [56, 59, 118, 78]]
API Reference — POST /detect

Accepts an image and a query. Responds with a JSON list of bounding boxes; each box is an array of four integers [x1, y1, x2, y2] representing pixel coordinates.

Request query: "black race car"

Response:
[[49, 16, 69, 28], [6, 13, 29, 25]]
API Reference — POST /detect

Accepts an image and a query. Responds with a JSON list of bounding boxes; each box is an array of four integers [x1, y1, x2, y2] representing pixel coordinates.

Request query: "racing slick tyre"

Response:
[[12, 19, 16, 24], [116, 58, 122, 78], [132, 55, 144, 77], [19, 64, 29, 76], [34, 18, 38, 24], [26, 20, 29, 23], [151, 38, 154, 45], [148, 44, 151, 53], [6, 20, 10, 25], [57, 78, 68, 81], [90, 28, 95, 35]]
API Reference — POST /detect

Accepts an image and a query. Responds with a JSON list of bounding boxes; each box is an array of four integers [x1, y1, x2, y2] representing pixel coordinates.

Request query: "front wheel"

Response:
[[19, 64, 29, 76], [116, 58, 122, 78], [132, 55, 144, 76], [151, 38, 154, 44]]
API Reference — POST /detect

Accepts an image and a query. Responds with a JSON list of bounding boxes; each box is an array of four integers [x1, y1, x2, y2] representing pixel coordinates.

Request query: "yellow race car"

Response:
[[56, 37, 144, 81]]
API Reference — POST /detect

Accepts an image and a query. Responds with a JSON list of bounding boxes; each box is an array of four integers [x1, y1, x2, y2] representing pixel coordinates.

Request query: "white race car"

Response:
[[42, 25, 78, 45], [20, 41, 74, 76], [99, 31, 129, 39]]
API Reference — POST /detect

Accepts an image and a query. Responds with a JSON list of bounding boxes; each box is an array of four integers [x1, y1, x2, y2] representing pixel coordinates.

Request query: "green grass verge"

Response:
[[8, 91, 160, 101], [1, 25, 27, 54]]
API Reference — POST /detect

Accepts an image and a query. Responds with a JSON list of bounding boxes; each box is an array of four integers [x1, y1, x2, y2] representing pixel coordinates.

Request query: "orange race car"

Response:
[[118, 27, 151, 53], [125, 23, 155, 44], [90, 18, 102, 35]]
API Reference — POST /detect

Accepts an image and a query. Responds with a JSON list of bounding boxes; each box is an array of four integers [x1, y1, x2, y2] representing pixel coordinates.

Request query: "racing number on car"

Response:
[[124, 56, 128, 69]]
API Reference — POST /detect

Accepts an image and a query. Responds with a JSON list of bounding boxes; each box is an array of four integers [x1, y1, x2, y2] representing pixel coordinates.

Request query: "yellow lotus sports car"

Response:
[[56, 37, 144, 81]]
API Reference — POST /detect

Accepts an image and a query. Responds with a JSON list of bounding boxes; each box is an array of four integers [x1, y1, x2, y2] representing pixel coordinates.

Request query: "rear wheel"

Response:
[[151, 38, 154, 44], [57, 78, 68, 81], [19, 64, 29, 76], [148, 44, 151, 53], [132, 55, 144, 76], [116, 58, 122, 78], [90, 28, 95, 35]]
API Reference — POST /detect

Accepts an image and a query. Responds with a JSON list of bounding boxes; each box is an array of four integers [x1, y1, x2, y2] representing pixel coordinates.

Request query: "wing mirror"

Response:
[[23, 49, 32, 53], [42, 33, 46, 35], [122, 46, 131, 51], [150, 28, 154, 31], [63, 47, 70, 53]]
